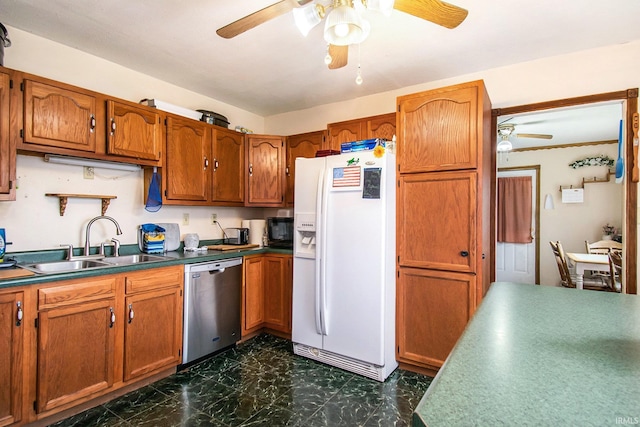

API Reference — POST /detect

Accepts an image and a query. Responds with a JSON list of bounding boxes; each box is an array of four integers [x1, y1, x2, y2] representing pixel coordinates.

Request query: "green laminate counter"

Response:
[[414, 282, 640, 427]]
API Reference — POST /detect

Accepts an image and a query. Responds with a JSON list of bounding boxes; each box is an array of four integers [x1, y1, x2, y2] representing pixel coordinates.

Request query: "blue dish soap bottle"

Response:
[[0, 228, 5, 262]]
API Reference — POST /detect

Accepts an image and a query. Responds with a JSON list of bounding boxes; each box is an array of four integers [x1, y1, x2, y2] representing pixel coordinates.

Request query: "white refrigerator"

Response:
[[292, 149, 397, 381]]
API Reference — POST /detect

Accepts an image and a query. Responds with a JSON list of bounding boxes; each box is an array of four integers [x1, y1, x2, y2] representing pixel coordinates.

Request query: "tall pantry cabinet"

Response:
[[395, 80, 493, 373]]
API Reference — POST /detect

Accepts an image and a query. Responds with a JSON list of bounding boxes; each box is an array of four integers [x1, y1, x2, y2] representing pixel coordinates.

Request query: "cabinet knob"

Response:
[[460, 251, 469, 257], [109, 307, 115, 328], [16, 301, 22, 327], [214, 159, 219, 171], [89, 114, 96, 133], [204, 157, 209, 170], [249, 164, 253, 176], [110, 118, 116, 135], [128, 304, 134, 324]]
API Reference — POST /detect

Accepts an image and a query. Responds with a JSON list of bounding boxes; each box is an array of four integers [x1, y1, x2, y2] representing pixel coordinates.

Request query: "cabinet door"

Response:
[[36, 298, 116, 413], [243, 255, 264, 335], [0, 70, 13, 200], [106, 100, 162, 161], [0, 290, 24, 426], [398, 171, 477, 273], [396, 267, 475, 369], [23, 79, 97, 152], [366, 112, 396, 141], [327, 119, 362, 152], [285, 130, 324, 206], [397, 84, 479, 173], [245, 134, 285, 207], [212, 126, 245, 205], [123, 287, 182, 381], [263, 254, 292, 334], [165, 115, 211, 202]]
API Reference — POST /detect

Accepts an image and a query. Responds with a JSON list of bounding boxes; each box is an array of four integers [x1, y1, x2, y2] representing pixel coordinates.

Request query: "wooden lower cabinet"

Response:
[[263, 254, 292, 334], [396, 267, 475, 370], [29, 265, 183, 423], [242, 254, 293, 338], [243, 255, 265, 335], [0, 289, 24, 427]]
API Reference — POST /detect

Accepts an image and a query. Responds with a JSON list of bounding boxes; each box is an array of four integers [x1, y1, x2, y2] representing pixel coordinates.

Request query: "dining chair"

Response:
[[608, 250, 623, 292], [549, 241, 609, 290], [585, 239, 623, 254]]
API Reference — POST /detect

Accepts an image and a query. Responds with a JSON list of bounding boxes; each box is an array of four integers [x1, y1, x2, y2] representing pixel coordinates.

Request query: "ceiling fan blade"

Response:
[[516, 133, 553, 140], [328, 45, 348, 69], [217, 1, 310, 39], [394, 0, 468, 29]]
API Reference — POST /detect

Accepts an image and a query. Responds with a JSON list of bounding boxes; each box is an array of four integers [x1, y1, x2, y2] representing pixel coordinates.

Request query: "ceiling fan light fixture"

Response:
[[293, 3, 326, 37], [324, 1, 365, 46], [497, 137, 513, 152], [367, 0, 395, 16]]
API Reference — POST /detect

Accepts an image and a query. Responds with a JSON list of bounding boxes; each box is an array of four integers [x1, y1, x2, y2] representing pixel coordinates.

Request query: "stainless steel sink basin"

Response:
[[101, 254, 167, 265], [22, 259, 112, 274]]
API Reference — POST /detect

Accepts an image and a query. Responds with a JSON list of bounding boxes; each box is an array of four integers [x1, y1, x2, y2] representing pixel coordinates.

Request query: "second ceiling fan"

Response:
[[216, 0, 468, 69]]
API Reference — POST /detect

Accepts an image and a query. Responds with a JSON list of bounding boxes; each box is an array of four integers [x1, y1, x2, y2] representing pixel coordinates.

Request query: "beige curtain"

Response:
[[497, 176, 533, 243]]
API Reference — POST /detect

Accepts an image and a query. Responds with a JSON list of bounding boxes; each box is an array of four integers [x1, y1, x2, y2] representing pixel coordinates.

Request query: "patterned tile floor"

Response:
[[51, 334, 433, 427]]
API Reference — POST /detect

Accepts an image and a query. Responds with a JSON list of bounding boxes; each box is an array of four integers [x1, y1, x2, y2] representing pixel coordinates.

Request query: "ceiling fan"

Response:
[[497, 123, 553, 152], [216, 0, 468, 70]]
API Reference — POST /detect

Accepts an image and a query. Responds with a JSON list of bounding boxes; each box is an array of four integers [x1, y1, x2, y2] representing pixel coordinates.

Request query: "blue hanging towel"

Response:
[[145, 167, 162, 212]]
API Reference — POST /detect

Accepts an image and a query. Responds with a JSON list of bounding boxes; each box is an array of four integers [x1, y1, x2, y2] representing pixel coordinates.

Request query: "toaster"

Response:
[[224, 227, 249, 245]]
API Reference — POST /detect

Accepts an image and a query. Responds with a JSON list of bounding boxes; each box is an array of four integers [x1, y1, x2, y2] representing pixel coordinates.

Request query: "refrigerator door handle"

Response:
[[319, 166, 331, 336], [314, 169, 325, 335]]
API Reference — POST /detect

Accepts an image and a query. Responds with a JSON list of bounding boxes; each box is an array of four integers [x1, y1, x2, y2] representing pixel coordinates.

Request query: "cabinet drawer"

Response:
[[125, 265, 183, 294], [38, 277, 117, 310]]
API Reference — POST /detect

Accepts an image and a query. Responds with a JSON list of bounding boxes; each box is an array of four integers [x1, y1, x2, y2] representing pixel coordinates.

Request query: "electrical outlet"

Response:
[[182, 213, 190, 226], [83, 166, 94, 180], [211, 213, 217, 224]]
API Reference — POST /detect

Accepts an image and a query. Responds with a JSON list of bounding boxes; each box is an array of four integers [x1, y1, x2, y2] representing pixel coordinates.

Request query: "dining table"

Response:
[[565, 252, 609, 289]]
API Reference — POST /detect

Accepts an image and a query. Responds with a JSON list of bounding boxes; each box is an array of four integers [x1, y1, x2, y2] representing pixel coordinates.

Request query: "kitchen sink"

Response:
[[20, 254, 169, 274], [21, 259, 112, 274], [101, 254, 168, 265]]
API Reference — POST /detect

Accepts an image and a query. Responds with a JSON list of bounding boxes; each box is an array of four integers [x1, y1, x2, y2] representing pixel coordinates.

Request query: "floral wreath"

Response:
[[568, 155, 615, 169]]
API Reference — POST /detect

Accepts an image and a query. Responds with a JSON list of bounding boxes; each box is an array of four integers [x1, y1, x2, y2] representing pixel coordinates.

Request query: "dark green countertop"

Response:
[[0, 245, 292, 289], [414, 282, 640, 426]]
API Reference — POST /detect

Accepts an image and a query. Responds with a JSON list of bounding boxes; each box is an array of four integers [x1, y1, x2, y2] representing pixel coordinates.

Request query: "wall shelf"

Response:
[[45, 193, 117, 216], [558, 172, 613, 191]]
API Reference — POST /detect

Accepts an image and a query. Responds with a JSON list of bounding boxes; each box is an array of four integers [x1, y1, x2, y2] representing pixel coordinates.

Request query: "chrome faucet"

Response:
[[84, 215, 123, 256]]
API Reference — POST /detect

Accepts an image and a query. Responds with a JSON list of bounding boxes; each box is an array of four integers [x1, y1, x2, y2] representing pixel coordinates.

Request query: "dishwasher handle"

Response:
[[209, 267, 225, 274]]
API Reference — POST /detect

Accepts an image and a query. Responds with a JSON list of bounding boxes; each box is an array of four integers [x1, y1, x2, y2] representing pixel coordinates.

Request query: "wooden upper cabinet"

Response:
[[212, 126, 245, 205], [106, 99, 162, 161], [398, 171, 477, 273], [22, 79, 97, 152], [0, 69, 13, 200], [367, 112, 396, 141], [327, 112, 396, 152], [245, 134, 285, 207], [285, 130, 324, 207], [0, 290, 24, 426], [327, 119, 362, 152], [164, 115, 211, 202], [397, 84, 481, 173]]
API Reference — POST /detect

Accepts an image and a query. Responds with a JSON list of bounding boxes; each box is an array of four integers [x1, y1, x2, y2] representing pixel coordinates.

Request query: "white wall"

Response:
[[498, 144, 622, 286]]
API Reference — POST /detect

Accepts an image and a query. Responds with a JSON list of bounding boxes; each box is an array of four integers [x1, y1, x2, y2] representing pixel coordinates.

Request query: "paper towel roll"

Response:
[[241, 220, 251, 229], [249, 219, 266, 247]]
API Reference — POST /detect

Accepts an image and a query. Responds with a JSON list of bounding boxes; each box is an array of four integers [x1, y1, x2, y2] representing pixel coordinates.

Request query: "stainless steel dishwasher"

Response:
[[182, 257, 242, 366]]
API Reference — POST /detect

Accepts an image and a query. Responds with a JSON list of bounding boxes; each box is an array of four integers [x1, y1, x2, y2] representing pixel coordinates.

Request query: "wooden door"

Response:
[[212, 126, 245, 205], [123, 287, 182, 381], [327, 119, 362, 152], [36, 298, 116, 413], [106, 100, 162, 161], [165, 115, 211, 202], [0, 70, 13, 200], [263, 254, 292, 334], [0, 290, 23, 426], [285, 130, 324, 206], [396, 268, 475, 369], [243, 255, 264, 335], [245, 134, 285, 207], [23, 79, 97, 152], [397, 84, 479, 173], [366, 112, 396, 141], [397, 171, 477, 273]]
